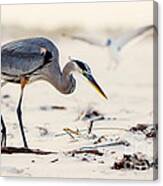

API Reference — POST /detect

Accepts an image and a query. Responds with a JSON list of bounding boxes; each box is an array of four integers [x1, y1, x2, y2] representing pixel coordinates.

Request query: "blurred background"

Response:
[[1, 2, 153, 41]]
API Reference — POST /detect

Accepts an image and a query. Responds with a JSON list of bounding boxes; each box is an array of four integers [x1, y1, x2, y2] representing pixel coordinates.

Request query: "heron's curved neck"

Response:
[[47, 61, 76, 94]]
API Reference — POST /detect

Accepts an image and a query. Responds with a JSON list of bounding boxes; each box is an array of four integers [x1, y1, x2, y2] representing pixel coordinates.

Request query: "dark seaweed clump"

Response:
[[111, 153, 157, 171], [129, 124, 157, 138]]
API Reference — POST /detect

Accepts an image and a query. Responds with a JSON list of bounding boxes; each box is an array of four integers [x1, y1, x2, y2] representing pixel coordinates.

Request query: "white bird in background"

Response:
[[68, 25, 157, 66]]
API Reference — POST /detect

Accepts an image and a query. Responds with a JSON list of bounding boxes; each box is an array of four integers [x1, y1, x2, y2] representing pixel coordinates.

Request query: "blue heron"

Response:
[[1, 37, 107, 148]]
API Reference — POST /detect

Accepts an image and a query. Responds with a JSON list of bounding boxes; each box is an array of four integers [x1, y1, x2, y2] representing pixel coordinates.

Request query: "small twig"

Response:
[[80, 140, 130, 150], [63, 128, 80, 139], [51, 158, 59, 163], [55, 127, 129, 138], [51, 106, 66, 110], [64, 130, 75, 139], [1, 146, 58, 155], [63, 128, 80, 135]]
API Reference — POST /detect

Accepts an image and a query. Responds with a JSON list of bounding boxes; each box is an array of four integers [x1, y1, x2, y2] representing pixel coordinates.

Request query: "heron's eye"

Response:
[[82, 71, 87, 76], [73, 60, 91, 73]]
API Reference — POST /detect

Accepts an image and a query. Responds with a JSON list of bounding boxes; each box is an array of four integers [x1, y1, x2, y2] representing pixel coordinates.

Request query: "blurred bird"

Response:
[[1, 37, 108, 148], [69, 25, 156, 64]]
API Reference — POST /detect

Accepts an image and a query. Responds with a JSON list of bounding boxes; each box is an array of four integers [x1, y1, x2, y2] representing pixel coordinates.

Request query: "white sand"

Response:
[[1, 1, 157, 180]]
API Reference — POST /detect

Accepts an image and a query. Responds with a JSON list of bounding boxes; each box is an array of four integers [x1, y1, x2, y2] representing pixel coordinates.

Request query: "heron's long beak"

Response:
[[83, 72, 108, 100]]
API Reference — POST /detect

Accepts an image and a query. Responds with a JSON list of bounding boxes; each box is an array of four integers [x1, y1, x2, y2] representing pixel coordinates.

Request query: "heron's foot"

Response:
[[1, 127, 7, 147], [22, 136, 28, 149]]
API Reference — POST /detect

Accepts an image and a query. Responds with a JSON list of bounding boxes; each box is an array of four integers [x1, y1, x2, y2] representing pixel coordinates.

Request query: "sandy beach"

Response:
[[1, 1, 157, 180]]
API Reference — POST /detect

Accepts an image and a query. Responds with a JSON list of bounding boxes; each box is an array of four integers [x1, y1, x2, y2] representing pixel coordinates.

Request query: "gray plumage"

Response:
[[2, 38, 58, 75], [2, 37, 75, 94]]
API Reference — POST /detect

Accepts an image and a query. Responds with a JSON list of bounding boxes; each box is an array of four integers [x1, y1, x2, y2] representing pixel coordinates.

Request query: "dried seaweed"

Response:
[[129, 123, 157, 138], [111, 153, 154, 170]]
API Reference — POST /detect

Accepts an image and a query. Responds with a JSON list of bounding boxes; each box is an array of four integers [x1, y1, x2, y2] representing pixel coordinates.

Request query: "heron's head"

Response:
[[106, 39, 112, 46], [69, 58, 108, 100]]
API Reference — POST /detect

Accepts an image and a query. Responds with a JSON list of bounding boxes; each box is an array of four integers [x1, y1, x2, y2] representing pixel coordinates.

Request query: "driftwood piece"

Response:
[[80, 140, 130, 150], [1, 146, 57, 155], [40, 105, 66, 111], [69, 149, 104, 156]]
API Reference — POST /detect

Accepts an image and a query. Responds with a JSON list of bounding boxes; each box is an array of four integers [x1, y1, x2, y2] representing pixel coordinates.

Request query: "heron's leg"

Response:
[[1, 80, 7, 147], [88, 121, 94, 134], [17, 77, 28, 148], [1, 115, 7, 147]]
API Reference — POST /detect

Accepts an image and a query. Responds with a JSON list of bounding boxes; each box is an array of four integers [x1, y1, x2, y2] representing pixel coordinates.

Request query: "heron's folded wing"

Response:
[[1, 42, 52, 76]]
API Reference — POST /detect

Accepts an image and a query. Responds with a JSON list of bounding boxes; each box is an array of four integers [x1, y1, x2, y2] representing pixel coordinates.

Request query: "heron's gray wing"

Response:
[[114, 25, 155, 51], [1, 41, 53, 77]]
